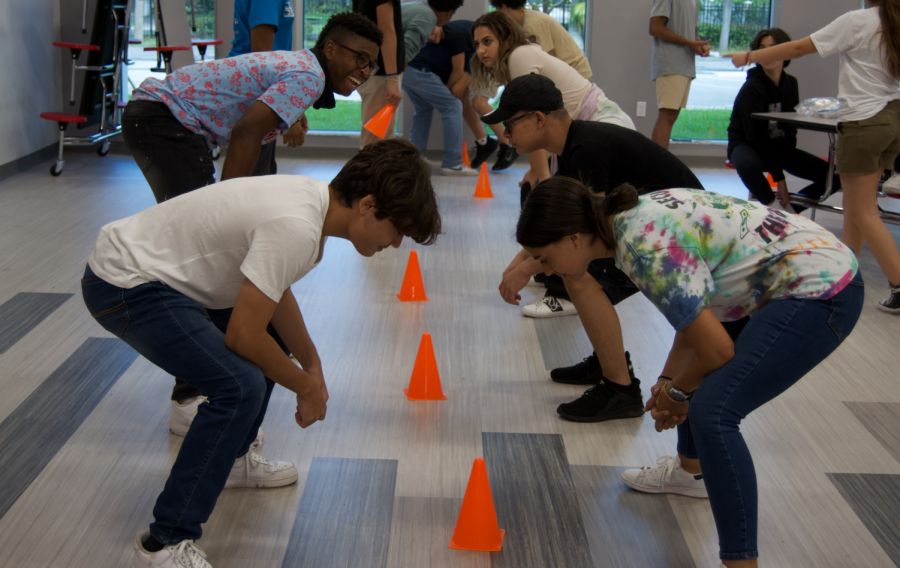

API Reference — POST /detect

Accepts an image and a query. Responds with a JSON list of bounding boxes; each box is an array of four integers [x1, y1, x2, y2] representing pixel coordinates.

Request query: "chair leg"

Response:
[[50, 125, 66, 176]]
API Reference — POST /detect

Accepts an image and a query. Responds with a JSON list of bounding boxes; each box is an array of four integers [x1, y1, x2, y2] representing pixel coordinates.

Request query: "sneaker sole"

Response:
[[550, 376, 601, 385], [557, 404, 645, 423], [620, 473, 709, 498], [878, 303, 900, 314], [225, 470, 299, 489], [521, 308, 578, 319]]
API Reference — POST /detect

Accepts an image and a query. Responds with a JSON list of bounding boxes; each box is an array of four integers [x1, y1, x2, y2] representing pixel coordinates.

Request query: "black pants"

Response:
[[123, 100, 279, 402], [729, 143, 837, 205]]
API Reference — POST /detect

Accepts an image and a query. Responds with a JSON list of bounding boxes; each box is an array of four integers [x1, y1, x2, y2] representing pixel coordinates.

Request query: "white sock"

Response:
[[476, 137, 487, 145]]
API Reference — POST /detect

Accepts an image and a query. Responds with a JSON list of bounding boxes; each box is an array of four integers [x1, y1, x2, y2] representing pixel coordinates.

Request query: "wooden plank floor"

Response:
[[0, 150, 898, 567]]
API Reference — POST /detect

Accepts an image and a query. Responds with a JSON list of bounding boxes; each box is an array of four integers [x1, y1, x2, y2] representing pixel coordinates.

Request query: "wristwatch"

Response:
[[667, 385, 693, 403]]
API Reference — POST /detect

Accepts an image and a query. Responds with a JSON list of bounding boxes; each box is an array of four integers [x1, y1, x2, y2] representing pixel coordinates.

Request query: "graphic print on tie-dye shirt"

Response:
[[613, 189, 858, 331], [131, 50, 325, 146]]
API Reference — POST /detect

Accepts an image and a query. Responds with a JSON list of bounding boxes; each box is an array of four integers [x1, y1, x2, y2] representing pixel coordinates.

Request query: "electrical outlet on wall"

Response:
[[636, 101, 647, 117]]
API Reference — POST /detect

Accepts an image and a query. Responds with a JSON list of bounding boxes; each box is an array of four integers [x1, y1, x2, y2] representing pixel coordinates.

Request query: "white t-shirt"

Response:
[[811, 6, 900, 122], [508, 44, 591, 118], [89, 175, 329, 309]]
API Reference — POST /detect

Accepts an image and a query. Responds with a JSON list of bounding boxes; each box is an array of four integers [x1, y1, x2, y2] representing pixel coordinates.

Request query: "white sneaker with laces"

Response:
[[132, 530, 211, 568], [621, 455, 708, 498], [882, 172, 900, 195], [169, 396, 264, 450], [440, 164, 479, 176], [520, 293, 577, 318], [225, 451, 298, 489]]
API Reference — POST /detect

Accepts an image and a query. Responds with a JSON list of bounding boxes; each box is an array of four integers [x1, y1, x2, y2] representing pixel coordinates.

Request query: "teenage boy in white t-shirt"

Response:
[[81, 139, 441, 568]]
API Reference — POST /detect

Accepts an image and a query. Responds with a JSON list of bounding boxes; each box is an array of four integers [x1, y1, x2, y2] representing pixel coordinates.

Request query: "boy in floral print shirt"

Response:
[[122, 12, 384, 203]]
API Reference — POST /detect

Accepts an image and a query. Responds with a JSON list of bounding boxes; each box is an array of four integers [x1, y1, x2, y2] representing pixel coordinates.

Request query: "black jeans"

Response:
[[729, 143, 837, 205], [123, 100, 278, 402], [122, 101, 277, 203]]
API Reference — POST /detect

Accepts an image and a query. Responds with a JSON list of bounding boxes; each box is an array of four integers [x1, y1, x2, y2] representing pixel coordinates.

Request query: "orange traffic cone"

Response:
[[462, 142, 472, 168], [404, 332, 447, 400], [364, 104, 397, 139], [474, 163, 493, 198], [396, 250, 429, 302], [449, 458, 505, 551], [767, 173, 776, 188]]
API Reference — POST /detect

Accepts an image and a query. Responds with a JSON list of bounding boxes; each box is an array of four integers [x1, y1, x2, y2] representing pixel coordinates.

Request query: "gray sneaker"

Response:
[[441, 164, 479, 176]]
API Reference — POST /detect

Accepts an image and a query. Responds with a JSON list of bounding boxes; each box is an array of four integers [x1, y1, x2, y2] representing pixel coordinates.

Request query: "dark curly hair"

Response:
[[429, 0, 464, 12], [750, 28, 792, 69], [488, 0, 526, 9], [331, 139, 442, 245], [315, 12, 384, 49]]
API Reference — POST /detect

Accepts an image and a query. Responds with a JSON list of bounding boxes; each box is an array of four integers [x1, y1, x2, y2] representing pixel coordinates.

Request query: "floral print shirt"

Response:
[[131, 50, 325, 146], [614, 189, 858, 331]]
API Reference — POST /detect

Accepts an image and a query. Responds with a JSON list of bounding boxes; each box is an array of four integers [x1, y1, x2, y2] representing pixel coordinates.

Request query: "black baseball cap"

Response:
[[480, 74, 565, 124]]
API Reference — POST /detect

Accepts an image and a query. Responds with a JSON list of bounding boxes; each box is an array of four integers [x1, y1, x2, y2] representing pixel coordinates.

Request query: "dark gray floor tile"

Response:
[[533, 317, 593, 372], [828, 473, 900, 567], [282, 458, 398, 568], [483, 432, 593, 568], [0, 292, 72, 354], [844, 402, 900, 466], [571, 465, 696, 568], [0, 337, 137, 519]]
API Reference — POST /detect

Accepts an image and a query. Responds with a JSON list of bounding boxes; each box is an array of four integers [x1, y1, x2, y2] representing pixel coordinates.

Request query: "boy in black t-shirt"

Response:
[[485, 74, 704, 423], [402, 20, 480, 175]]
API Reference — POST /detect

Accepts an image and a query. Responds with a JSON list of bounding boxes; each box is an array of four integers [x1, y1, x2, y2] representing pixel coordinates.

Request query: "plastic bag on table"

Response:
[[794, 97, 845, 119]]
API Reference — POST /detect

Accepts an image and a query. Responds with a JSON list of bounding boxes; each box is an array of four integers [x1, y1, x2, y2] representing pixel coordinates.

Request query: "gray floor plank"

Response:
[[386, 497, 491, 568], [482, 432, 593, 568], [844, 402, 900, 467], [533, 316, 594, 372], [282, 458, 398, 568], [571, 465, 696, 568], [0, 292, 72, 354], [0, 337, 138, 520], [828, 473, 900, 567]]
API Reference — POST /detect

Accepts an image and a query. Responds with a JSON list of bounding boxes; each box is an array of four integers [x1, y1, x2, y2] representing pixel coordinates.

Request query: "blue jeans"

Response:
[[401, 66, 463, 168], [80, 264, 287, 544], [676, 272, 864, 561]]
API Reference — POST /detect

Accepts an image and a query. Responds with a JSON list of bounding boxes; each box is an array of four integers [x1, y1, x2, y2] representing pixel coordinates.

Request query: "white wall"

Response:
[[0, 0, 63, 167]]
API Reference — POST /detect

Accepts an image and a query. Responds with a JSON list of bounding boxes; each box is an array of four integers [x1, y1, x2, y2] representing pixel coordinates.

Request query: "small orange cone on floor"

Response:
[[396, 250, 429, 302], [364, 104, 397, 139], [404, 333, 447, 400], [474, 163, 493, 198], [449, 458, 505, 551], [462, 142, 472, 168]]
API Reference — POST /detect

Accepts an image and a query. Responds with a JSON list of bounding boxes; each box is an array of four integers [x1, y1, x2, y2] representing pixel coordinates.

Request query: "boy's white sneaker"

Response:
[[224, 451, 298, 489], [621, 455, 708, 498], [520, 293, 577, 318], [169, 396, 264, 450], [441, 164, 479, 176], [132, 530, 211, 568]]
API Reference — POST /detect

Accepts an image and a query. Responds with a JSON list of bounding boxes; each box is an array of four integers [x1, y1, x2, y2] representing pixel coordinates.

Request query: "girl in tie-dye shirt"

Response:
[[515, 178, 863, 566]]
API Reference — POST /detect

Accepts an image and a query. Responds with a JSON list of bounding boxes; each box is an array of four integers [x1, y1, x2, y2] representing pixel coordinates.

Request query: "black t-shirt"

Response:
[[557, 121, 703, 195], [408, 20, 474, 84], [353, 0, 404, 76]]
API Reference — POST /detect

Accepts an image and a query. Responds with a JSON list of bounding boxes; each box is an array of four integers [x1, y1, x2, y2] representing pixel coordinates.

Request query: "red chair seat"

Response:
[[117, 101, 128, 109], [725, 160, 735, 169], [129, 39, 142, 45], [40, 112, 87, 123], [144, 46, 190, 52], [192, 40, 222, 46], [53, 42, 99, 51]]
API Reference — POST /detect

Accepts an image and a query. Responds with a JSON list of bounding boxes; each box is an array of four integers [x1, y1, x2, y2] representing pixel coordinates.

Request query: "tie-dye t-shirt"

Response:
[[613, 189, 858, 331], [131, 50, 325, 146]]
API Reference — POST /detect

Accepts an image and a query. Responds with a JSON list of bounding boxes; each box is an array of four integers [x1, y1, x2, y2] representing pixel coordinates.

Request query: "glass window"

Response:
[[673, 0, 773, 142]]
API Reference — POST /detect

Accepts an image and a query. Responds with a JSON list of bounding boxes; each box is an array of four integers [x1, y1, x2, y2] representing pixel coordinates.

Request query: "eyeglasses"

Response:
[[502, 111, 536, 133], [333, 42, 380, 75]]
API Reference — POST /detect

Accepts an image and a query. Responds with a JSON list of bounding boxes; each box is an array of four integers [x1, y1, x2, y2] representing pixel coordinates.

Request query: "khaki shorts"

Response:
[[836, 99, 900, 175], [656, 74, 692, 110]]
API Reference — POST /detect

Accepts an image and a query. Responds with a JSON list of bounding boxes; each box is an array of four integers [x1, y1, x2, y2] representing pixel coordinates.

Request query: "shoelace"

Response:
[[171, 540, 210, 568], [640, 455, 678, 490], [581, 380, 614, 401], [248, 452, 292, 472], [539, 295, 562, 311]]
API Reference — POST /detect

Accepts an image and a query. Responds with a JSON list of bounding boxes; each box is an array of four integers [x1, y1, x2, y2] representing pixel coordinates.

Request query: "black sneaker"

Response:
[[550, 351, 635, 385], [471, 137, 499, 169], [879, 282, 900, 314], [557, 377, 644, 423], [492, 143, 520, 171]]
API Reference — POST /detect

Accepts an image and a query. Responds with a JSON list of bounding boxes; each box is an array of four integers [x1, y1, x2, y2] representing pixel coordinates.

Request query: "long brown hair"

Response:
[[516, 178, 639, 251], [879, 0, 900, 79], [471, 11, 530, 85]]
